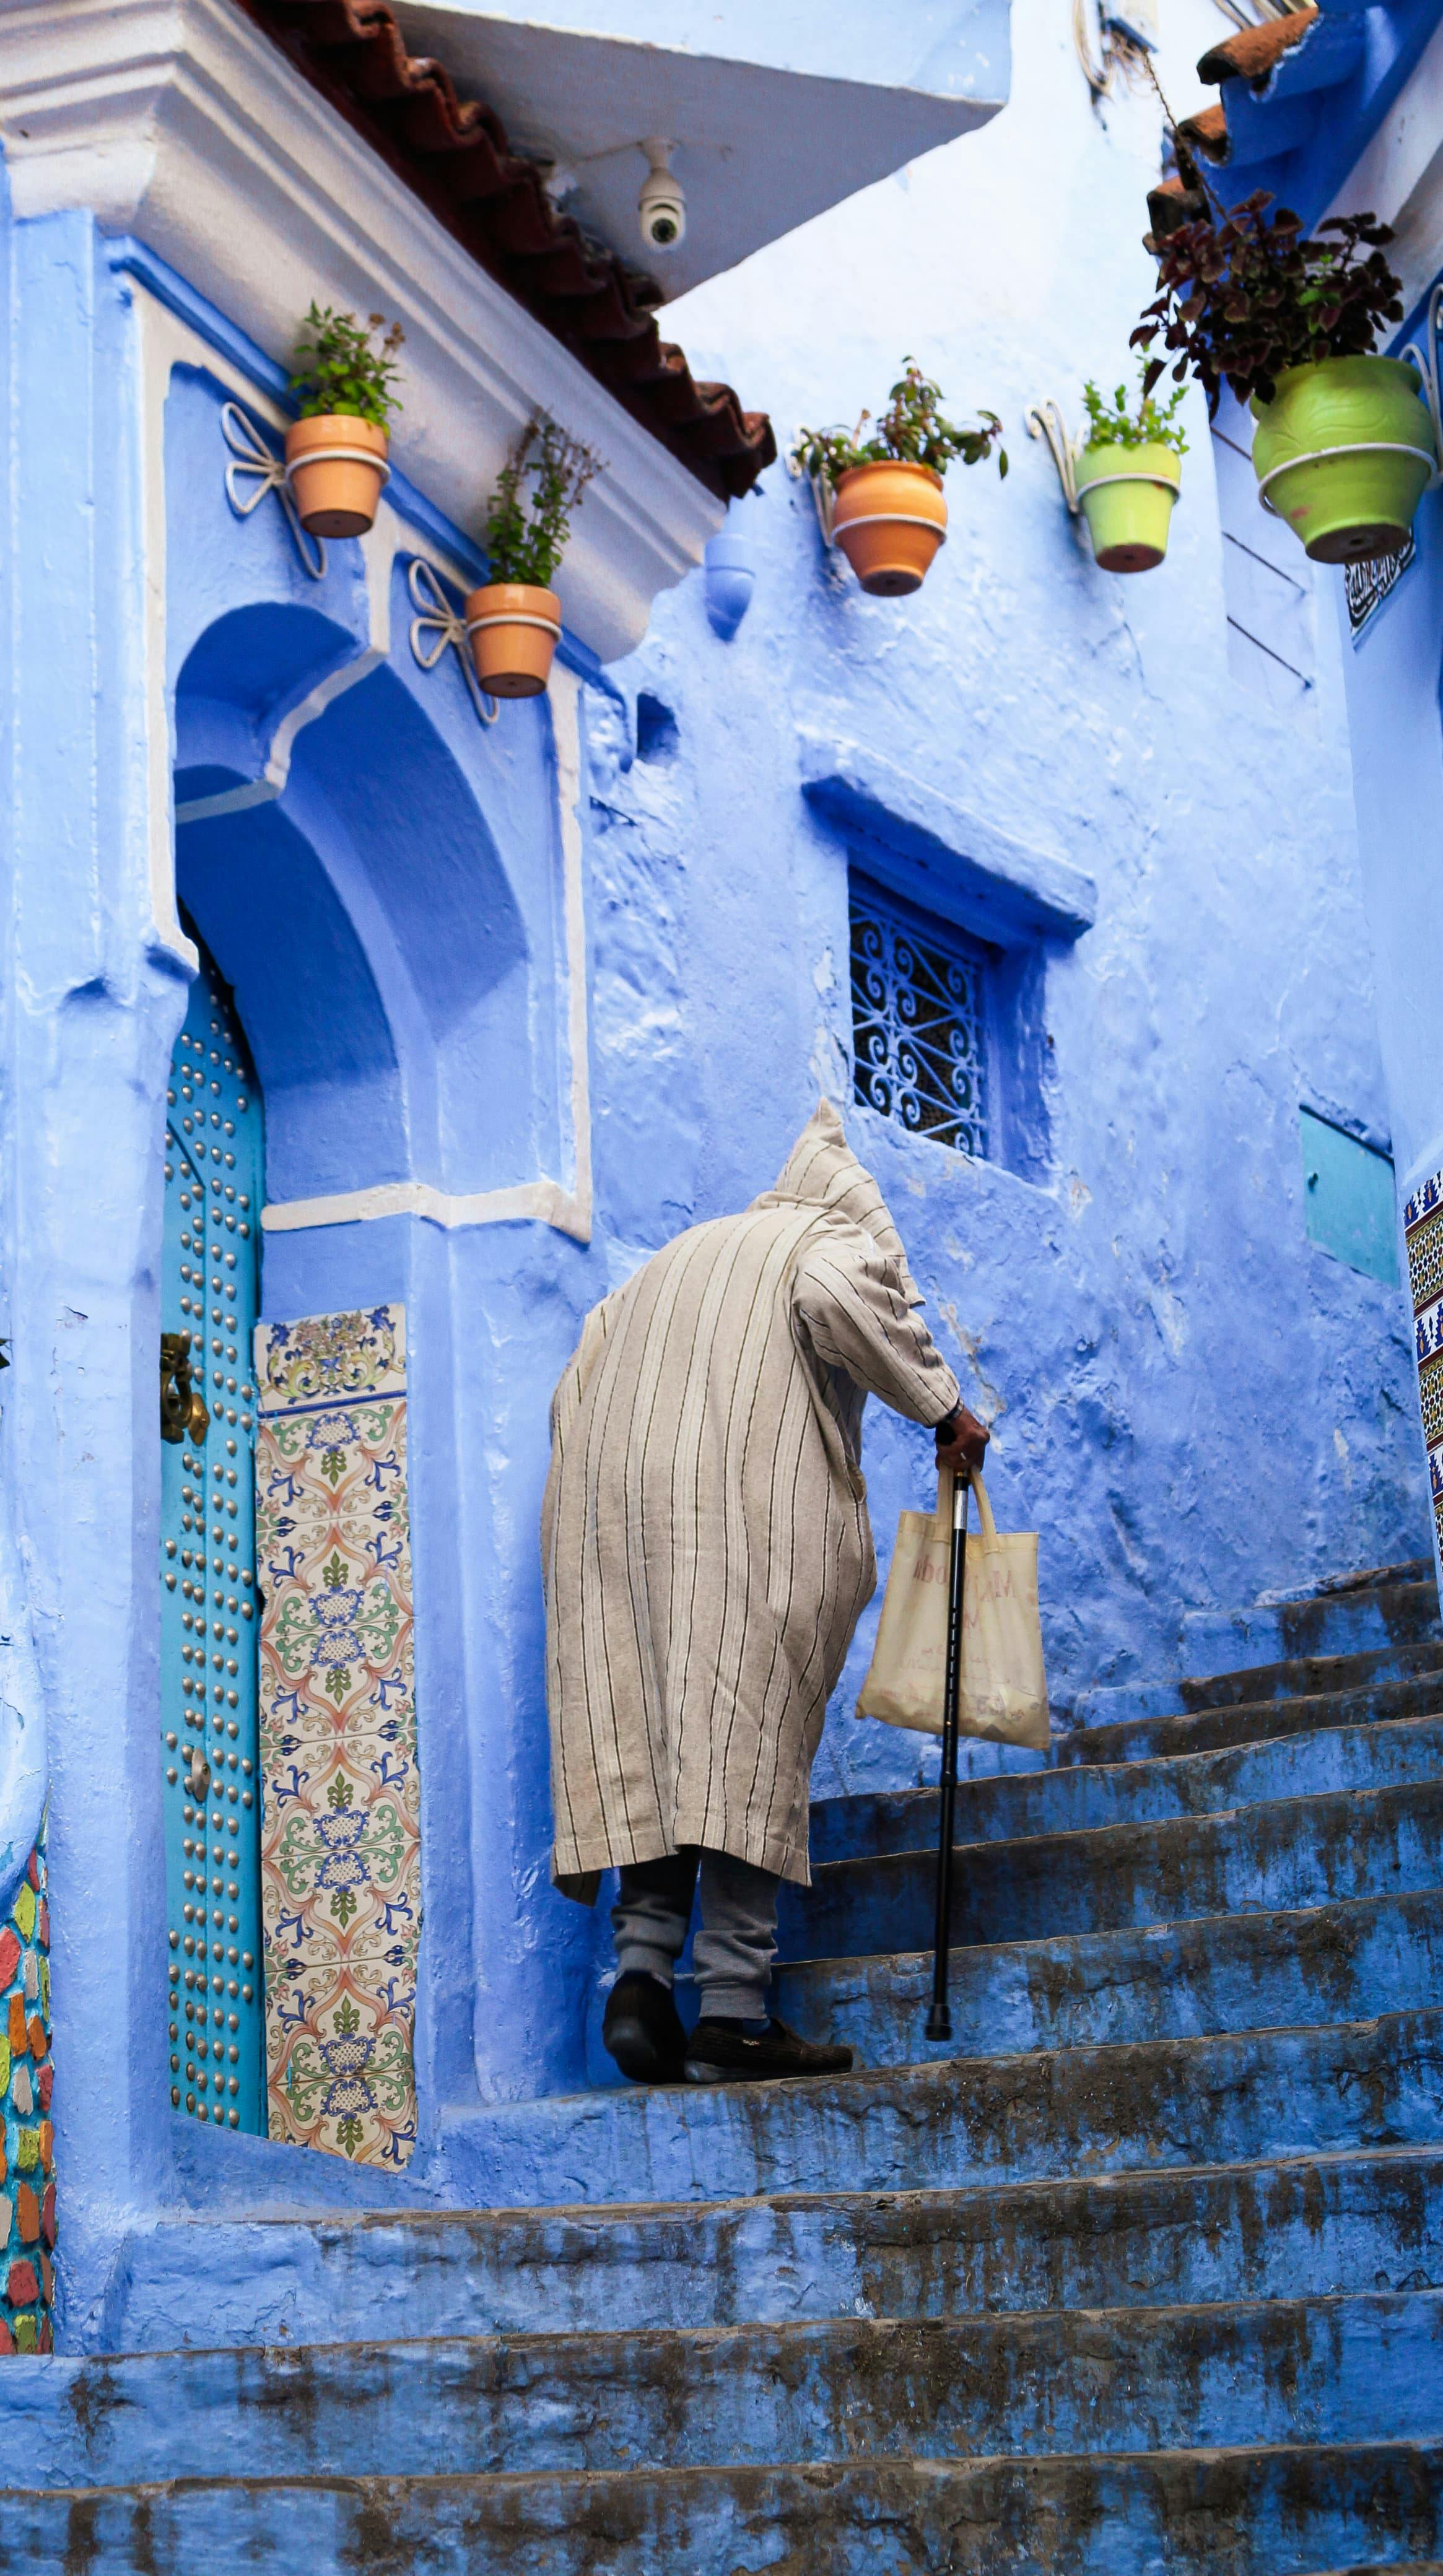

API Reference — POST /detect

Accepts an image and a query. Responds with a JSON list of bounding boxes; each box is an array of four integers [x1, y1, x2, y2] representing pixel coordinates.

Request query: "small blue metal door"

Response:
[[160, 933, 266, 2133]]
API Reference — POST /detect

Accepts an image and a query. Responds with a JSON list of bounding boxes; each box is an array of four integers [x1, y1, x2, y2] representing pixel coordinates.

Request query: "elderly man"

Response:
[[542, 1101, 988, 2085]]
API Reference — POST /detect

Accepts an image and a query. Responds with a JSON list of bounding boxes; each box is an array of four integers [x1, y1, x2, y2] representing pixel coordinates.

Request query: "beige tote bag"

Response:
[[856, 1470, 1050, 1751]]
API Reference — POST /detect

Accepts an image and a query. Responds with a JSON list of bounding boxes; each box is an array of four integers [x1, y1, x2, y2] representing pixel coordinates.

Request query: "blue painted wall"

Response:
[[0, 0, 1433, 2349]]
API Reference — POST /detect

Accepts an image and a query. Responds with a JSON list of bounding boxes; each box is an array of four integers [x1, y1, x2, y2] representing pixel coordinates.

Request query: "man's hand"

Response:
[[935, 1403, 990, 1478]]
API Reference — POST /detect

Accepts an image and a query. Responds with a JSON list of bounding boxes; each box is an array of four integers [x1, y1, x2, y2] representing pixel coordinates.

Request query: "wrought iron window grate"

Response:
[[850, 874, 990, 1156]]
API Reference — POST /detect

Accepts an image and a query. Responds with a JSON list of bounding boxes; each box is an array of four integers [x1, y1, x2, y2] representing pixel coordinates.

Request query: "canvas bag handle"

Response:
[[933, 1463, 998, 1544]]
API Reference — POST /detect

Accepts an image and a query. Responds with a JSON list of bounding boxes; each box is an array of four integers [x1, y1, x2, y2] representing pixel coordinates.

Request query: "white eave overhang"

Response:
[[389, 0, 1013, 300], [0, 0, 719, 658]]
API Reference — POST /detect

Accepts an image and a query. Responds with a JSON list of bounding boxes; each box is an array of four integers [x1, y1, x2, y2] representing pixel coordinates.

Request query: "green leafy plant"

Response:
[[1081, 363, 1188, 456], [483, 414, 603, 588], [791, 359, 1007, 485], [1133, 193, 1404, 411], [290, 304, 405, 427]]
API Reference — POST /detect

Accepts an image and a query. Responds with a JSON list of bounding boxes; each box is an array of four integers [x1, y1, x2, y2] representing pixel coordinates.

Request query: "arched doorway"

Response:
[[159, 926, 265, 2133]]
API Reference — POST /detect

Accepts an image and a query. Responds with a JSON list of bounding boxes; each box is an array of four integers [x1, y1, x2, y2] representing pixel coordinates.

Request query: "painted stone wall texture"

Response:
[[255, 1306, 421, 2165], [1405, 1174, 1443, 1559], [0, 1831, 54, 2352]]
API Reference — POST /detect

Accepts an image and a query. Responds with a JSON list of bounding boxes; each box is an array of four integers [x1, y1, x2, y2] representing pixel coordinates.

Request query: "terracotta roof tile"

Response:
[[1146, 172, 1209, 241], [1197, 4, 1317, 91], [237, 0, 776, 500], [1177, 103, 1232, 165]]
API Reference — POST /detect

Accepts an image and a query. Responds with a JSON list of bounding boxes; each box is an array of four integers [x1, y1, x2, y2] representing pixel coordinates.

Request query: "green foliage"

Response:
[[1081, 364, 1188, 456], [484, 415, 603, 589], [1133, 194, 1403, 411], [289, 304, 404, 427], [791, 359, 1007, 486]]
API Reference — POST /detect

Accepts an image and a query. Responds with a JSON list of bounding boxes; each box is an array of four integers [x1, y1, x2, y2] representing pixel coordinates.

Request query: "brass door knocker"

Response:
[[160, 1332, 209, 1445]]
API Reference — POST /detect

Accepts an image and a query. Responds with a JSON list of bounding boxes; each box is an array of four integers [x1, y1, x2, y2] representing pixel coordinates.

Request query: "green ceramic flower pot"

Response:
[[1250, 356, 1436, 565], [1075, 442, 1181, 573]]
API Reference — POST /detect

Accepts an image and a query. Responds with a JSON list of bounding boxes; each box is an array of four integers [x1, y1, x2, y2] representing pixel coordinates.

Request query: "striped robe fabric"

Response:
[[543, 1102, 961, 1896]]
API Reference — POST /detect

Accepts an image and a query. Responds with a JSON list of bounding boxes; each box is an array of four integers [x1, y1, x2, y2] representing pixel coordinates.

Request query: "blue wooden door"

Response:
[[160, 933, 266, 2134]]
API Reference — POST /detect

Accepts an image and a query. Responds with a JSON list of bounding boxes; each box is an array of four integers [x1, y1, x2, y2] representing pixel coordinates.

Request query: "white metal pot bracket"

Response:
[[784, 445, 839, 555], [406, 557, 499, 727], [221, 401, 327, 581], [1395, 279, 1443, 490], [1026, 399, 1080, 513], [1026, 399, 1180, 515]]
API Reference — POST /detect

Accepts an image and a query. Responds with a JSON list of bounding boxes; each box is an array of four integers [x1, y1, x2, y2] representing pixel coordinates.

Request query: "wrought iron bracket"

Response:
[[406, 557, 499, 727], [221, 402, 328, 580], [1026, 400, 1080, 515]]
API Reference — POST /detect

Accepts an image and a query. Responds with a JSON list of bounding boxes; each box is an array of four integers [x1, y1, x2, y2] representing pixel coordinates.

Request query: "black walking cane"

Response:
[[925, 1467, 969, 2043]]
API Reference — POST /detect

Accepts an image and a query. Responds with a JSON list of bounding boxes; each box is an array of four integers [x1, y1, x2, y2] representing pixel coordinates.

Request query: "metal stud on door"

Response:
[[159, 932, 266, 2134]]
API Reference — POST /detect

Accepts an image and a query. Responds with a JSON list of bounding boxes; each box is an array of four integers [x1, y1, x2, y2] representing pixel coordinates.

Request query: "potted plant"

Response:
[[287, 304, 404, 539], [791, 361, 1006, 596], [469, 416, 601, 698], [1075, 367, 1188, 573], [1134, 193, 1431, 565]]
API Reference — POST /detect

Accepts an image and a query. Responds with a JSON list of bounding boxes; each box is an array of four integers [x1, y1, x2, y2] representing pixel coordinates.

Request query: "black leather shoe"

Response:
[[684, 2016, 854, 2084], [602, 1970, 687, 2084]]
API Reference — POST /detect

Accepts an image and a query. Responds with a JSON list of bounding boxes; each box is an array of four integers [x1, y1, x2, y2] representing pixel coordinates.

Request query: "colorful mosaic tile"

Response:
[[0, 1829, 54, 2354], [255, 1307, 420, 2165], [1405, 1181, 1443, 1562]]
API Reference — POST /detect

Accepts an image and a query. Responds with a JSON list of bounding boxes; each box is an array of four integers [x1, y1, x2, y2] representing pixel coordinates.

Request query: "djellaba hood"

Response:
[[752, 1100, 927, 1307]]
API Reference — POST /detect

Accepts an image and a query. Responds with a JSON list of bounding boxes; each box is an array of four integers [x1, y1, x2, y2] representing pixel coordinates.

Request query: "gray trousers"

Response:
[[611, 1845, 780, 2021]]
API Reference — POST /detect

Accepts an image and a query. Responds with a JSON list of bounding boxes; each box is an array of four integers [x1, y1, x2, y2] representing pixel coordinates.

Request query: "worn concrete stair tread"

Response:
[[1178, 1577, 1442, 1684], [108, 2143, 1443, 2352], [438, 2007, 1443, 2209], [809, 1708, 1443, 1866], [5, 2441, 1442, 2575], [1073, 1638, 1443, 1743], [773, 1887, 1443, 2066], [782, 1777, 1443, 1960], [1068, 1653, 1443, 1771], [12, 2292, 1443, 2486]]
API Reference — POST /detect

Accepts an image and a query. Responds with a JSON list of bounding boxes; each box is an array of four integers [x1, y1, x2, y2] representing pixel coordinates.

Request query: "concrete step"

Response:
[[437, 2008, 1443, 2209], [780, 1780, 1443, 1963], [809, 1711, 1443, 1866], [12, 2292, 1443, 2487], [5, 2440, 1441, 2574], [1178, 1577, 1441, 1684], [771, 1889, 1443, 2068], [1075, 1640, 1443, 1736], [1264, 1558, 1434, 1604], [108, 2145, 1443, 2356], [1066, 1660, 1443, 1771]]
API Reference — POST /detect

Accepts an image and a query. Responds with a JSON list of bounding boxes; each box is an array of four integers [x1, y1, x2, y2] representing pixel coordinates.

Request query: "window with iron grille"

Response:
[[850, 872, 990, 1157]]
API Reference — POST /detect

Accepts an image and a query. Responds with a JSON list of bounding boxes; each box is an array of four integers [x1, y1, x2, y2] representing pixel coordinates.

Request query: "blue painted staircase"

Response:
[[8, 1555, 1443, 2570]]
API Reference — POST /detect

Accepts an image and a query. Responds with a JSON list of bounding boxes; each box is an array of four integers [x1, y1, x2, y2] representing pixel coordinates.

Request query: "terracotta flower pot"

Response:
[[464, 583, 562, 698], [1250, 356, 1436, 565], [832, 461, 948, 596], [1075, 441, 1182, 573], [284, 415, 390, 539]]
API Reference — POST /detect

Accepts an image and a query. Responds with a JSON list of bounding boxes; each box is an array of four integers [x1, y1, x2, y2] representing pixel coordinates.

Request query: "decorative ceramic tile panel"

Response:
[[1404, 1176, 1443, 1562], [0, 1830, 54, 2354], [255, 1306, 421, 2165]]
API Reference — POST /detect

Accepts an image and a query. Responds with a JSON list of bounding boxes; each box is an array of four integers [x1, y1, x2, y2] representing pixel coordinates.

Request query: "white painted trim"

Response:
[[549, 659, 595, 1246], [261, 1177, 588, 1240], [140, 284, 594, 1243], [1328, 15, 1443, 315], [0, 0, 724, 661]]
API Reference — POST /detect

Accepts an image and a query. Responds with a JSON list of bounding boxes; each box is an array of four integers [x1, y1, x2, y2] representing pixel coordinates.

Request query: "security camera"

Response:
[[639, 139, 685, 253]]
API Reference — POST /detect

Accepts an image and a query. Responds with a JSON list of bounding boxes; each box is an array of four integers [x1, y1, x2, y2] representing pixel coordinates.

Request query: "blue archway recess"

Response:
[[160, 925, 266, 2134]]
